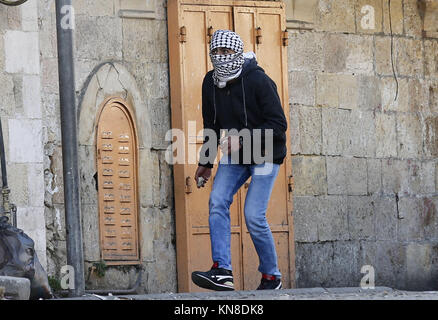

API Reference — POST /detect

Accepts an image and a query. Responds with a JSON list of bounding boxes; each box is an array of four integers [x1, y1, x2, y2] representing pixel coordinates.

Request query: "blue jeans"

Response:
[[208, 154, 281, 278]]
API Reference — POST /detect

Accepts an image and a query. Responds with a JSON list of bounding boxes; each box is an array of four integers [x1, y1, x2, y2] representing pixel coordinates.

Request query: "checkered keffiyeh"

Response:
[[210, 30, 245, 87]]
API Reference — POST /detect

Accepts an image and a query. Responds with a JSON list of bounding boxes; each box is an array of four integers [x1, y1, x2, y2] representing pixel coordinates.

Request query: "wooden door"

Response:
[[234, 5, 295, 290], [168, 0, 294, 292], [95, 97, 140, 265]]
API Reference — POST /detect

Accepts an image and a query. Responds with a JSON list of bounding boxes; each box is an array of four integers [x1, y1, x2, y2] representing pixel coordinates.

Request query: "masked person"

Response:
[[192, 30, 287, 291]]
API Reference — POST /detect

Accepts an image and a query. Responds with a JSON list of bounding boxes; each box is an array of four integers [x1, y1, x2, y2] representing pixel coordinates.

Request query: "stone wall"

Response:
[[36, 0, 176, 293], [289, 0, 438, 290], [0, 1, 47, 271]]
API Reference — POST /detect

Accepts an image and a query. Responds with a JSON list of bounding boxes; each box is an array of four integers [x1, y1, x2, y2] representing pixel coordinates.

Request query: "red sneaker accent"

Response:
[[212, 262, 219, 269], [262, 274, 276, 281]]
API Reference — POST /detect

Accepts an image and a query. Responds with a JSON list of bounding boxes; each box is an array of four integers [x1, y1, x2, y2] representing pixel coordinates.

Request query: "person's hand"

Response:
[[194, 166, 212, 188], [219, 135, 241, 154]]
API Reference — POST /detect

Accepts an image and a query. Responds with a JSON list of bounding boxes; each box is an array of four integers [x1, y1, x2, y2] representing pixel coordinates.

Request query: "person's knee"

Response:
[[244, 210, 268, 235], [209, 189, 232, 213]]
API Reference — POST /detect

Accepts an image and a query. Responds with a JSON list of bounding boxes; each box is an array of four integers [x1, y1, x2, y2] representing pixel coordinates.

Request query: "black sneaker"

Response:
[[192, 262, 234, 291], [257, 274, 282, 290]]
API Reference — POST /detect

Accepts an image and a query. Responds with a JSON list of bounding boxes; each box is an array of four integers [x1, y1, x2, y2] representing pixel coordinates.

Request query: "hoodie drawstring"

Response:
[[241, 77, 248, 127], [213, 85, 217, 125]]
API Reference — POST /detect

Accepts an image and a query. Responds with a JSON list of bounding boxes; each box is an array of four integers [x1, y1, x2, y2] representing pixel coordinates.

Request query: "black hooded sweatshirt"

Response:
[[198, 57, 288, 168]]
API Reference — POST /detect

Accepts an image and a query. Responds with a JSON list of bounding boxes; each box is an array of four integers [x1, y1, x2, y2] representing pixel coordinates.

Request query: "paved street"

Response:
[[61, 287, 438, 300]]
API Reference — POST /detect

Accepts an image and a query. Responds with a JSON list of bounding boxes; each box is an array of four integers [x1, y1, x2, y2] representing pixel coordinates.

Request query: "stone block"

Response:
[[291, 156, 327, 196], [75, 15, 123, 61], [380, 77, 409, 112], [79, 145, 98, 206], [406, 243, 434, 290], [16, 206, 47, 270], [349, 111, 377, 157], [374, 241, 407, 289], [22, 75, 42, 119], [436, 162, 438, 192], [427, 80, 438, 114], [316, 73, 339, 108], [358, 75, 381, 111], [8, 119, 43, 163], [356, 0, 383, 34], [295, 241, 360, 288], [424, 115, 438, 157], [21, 0, 38, 32], [425, 40, 438, 78], [322, 108, 350, 155], [81, 204, 100, 262], [38, 11, 57, 59], [347, 196, 375, 240], [74, 0, 114, 16], [382, 159, 435, 196], [158, 151, 174, 209], [375, 112, 397, 157], [382, 0, 404, 35], [327, 157, 367, 196], [345, 35, 374, 75], [147, 240, 177, 293], [395, 38, 424, 77], [27, 163, 45, 207], [322, 109, 376, 157], [397, 197, 438, 241], [289, 71, 315, 106], [367, 159, 382, 194], [396, 113, 423, 158], [317, 196, 350, 241], [138, 148, 159, 207], [288, 31, 324, 72], [0, 276, 31, 300], [292, 196, 319, 242], [374, 36, 393, 76], [6, 5, 21, 30], [338, 74, 359, 110], [408, 78, 430, 113], [0, 72, 17, 117], [295, 241, 334, 287], [290, 105, 321, 155], [330, 241, 360, 286], [7, 163, 28, 206], [4, 30, 39, 75], [41, 58, 59, 94], [122, 19, 168, 64], [403, 0, 423, 37], [149, 97, 171, 150], [316, 0, 356, 33], [322, 33, 349, 73], [322, 34, 373, 75], [373, 196, 397, 241], [139, 206, 156, 262]]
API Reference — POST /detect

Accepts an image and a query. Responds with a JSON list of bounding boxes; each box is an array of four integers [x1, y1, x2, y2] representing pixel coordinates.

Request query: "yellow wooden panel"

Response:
[[96, 98, 140, 263]]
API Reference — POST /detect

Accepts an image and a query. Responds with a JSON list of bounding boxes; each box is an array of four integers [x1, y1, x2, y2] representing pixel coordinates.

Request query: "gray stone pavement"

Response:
[[59, 287, 438, 300]]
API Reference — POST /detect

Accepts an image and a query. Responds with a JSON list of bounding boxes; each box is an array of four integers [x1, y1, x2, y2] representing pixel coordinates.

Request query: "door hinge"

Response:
[[180, 26, 187, 43], [185, 176, 193, 194], [282, 29, 289, 46], [256, 27, 262, 44], [207, 26, 214, 44], [288, 175, 294, 193]]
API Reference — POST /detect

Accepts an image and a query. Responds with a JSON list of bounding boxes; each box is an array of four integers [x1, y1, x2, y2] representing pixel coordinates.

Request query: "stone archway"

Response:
[[77, 62, 154, 269]]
